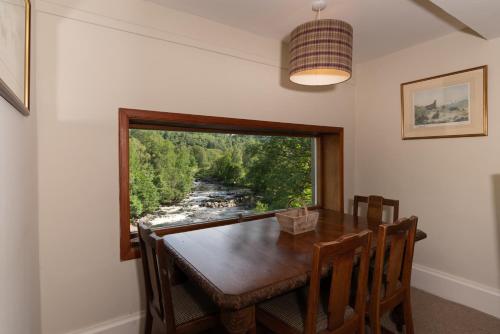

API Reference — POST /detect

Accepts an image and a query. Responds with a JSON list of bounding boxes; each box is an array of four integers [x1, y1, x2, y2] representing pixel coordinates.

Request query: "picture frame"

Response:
[[0, 0, 31, 115], [401, 66, 487, 140]]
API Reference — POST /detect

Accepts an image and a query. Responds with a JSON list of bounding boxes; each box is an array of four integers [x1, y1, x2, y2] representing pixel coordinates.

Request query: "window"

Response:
[[129, 129, 316, 232], [119, 109, 344, 260]]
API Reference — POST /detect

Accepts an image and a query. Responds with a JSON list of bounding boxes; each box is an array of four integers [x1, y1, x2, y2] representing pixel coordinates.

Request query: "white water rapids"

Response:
[[132, 181, 256, 231]]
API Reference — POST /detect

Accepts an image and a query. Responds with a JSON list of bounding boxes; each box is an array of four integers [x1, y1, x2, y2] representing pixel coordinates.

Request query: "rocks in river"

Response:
[[202, 199, 238, 208], [199, 189, 252, 209], [135, 213, 158, 225], [199, 190, 253, 208]]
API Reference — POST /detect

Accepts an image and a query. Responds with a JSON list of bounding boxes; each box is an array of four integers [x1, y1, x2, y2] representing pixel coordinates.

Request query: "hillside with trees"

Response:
[[129, 129, 313, 221]]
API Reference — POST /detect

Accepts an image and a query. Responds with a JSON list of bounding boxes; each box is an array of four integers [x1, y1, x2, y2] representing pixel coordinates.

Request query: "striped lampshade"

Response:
[[289, 19, 353, 86]]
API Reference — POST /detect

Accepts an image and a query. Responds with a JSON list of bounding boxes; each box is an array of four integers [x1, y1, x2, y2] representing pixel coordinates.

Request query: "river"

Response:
[[134, 180, 257, 229]]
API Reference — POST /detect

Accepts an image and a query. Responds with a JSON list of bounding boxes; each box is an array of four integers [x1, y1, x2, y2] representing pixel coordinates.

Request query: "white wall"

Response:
[[35, 1, 356, 333], [0, 101, 40, 332], [35, 0, 500, 331], [354, 32, 500, 317]]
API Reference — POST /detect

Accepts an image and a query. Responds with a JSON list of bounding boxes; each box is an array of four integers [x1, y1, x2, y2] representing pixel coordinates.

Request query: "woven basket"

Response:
[[275, 206, 319, 235]]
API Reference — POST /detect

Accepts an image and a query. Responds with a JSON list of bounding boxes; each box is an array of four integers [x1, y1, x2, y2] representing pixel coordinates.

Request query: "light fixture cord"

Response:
[[316, 8, 321, 20]]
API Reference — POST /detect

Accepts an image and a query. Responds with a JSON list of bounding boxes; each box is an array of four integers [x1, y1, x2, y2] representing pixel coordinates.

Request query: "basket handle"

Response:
[[287, 198, 309, 216]]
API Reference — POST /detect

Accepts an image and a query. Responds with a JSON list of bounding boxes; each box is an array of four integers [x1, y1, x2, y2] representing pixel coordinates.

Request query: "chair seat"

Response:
[[258, 287, 354, 333], [171, 282, 218, 325]]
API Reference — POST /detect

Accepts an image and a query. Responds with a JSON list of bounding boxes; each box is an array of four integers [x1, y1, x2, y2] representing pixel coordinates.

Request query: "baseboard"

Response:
[[65, 312, 144, 334], [412, 263, 500, 319], [65, 264, 500, 333]]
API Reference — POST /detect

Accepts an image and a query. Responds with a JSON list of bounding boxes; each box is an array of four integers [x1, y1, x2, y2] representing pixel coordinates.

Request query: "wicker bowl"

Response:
[[275, 207, 319, 235]]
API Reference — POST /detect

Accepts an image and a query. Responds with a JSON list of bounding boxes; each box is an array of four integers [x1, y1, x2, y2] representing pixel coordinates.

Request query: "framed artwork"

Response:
[[401, 66, 487, 139], [0, 0, 31, 115]]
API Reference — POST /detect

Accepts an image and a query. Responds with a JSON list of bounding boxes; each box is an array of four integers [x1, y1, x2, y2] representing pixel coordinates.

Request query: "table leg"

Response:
[[220, 305, 256, 334]]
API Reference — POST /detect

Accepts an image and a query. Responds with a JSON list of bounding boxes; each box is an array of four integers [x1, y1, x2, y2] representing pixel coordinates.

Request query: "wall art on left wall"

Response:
[[0, 0, 31, 115]]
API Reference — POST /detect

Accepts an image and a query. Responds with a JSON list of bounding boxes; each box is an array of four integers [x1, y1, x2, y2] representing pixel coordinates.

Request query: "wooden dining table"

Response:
[[162, 209, 427, 334]]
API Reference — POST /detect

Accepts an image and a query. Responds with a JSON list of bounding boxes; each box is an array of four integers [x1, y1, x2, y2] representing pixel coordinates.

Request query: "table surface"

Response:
[[162, 209, 427, 310]]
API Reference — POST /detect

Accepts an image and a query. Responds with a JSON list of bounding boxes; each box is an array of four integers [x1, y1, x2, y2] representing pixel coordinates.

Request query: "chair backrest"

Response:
[[353, 195, 399, 223], [305, 230, 373, 334], [370, 217, 418, 309], [138, 224, 175, 330]]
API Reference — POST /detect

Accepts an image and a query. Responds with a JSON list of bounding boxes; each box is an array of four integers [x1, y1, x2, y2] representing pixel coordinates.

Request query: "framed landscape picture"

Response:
[[0, 0, 31, 115], [401, 66, 487, 139]]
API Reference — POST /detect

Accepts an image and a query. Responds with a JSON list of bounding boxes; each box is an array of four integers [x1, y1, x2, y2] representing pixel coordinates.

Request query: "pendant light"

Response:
[[289, 0, 353, 86]]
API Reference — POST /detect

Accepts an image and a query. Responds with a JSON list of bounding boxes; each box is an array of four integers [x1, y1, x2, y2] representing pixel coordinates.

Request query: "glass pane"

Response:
[[129, 129, 315, 231]]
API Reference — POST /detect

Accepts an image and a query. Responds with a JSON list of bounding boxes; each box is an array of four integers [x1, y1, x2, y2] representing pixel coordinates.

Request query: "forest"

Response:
[[129, 129, 314, 220]]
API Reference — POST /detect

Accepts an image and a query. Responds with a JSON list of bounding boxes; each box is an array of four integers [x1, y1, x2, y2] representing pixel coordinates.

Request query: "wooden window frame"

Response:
[[119, 108, 344, 261]]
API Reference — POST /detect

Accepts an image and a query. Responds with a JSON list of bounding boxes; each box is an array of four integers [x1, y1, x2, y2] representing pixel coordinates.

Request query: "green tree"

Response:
[[192, 145, 209, 169], [131, 130, 177, 203], [210, 149, 244, 185], [172, 146, 197, 200], [129, 130, 196, 214], [129, 137, 159, 217], [245, 137, 313, 210]]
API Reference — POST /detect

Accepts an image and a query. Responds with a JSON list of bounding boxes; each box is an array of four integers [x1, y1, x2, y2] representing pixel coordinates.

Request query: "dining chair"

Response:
[[353, 195, 399, 223], [138, 223, 219, 334], [368, 216, 418, 334], [256, 230, 373, 334]]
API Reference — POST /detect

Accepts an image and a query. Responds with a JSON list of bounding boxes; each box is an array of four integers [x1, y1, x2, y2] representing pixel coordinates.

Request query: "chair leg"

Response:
[[145, 309, 153, 334], [369, 309, 382, 334], [359, 316, 366, 334], [403, 291, 414, 334]]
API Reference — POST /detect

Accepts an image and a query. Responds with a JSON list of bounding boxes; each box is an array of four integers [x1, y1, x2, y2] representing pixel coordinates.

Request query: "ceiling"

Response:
[[430, 0, 500, 39], [148, 0, 470, 63]]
